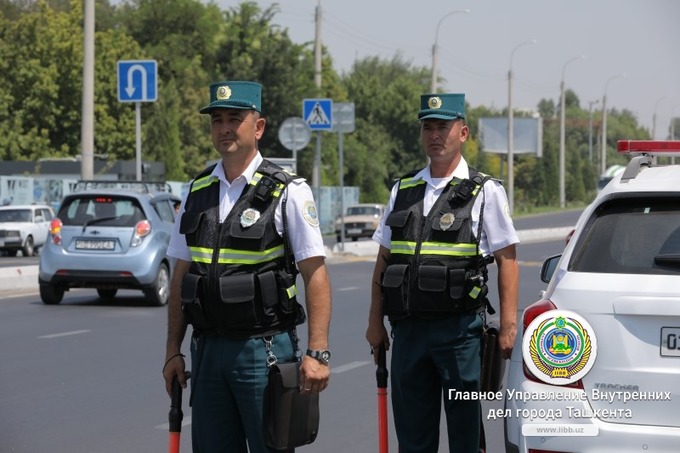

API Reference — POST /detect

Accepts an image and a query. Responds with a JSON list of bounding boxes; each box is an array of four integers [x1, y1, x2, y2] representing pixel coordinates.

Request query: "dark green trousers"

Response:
[[391, 315, 483, 453], [190, 332, 295, 453]]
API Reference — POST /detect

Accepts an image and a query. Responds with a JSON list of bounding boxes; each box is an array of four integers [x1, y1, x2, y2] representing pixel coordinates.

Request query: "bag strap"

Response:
[[263, 328, 301, 368]]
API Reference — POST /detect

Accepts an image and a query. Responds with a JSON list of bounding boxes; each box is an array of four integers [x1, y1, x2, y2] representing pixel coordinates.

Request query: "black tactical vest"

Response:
[[179, 159, 306, 338], [382, 169, 492, 321]]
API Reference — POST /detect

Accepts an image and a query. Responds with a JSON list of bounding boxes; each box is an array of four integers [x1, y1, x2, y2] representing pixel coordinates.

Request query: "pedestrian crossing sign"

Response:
[[303, 98, 333, 131]]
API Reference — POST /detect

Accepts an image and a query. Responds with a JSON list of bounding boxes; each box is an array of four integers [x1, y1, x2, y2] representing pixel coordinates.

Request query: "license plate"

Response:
[[347, 228, 361, 235], [75, 240, 115, 250], [660, 327, 680, 357]]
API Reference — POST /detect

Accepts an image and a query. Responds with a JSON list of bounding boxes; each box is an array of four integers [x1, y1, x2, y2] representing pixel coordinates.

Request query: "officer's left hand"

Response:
[[499, 324, 517, 360], [299, 355, 330, 394]]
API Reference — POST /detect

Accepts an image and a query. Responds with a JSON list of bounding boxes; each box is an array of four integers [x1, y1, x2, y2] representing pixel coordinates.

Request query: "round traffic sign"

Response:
[[278, 117, 311, 152]]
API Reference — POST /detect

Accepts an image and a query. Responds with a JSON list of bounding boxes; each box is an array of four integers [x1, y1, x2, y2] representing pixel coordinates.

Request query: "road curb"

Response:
[[1, 227, 571, 295], [0, 265, 38, 293]]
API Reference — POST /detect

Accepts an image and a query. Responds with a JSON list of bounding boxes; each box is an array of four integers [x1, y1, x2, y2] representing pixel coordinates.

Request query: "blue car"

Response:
[[39, 181, 180, 306]]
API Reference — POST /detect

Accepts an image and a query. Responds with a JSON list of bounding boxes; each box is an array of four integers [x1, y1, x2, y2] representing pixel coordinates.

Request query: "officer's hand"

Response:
[[299, 355, 330, 394], [163, 355, 187, 396], [366, 322, 390, 365], [498, 324, 517, 360]]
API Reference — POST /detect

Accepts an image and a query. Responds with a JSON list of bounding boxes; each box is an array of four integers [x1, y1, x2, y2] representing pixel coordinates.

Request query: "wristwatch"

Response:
[[306, 349, 331, 365]]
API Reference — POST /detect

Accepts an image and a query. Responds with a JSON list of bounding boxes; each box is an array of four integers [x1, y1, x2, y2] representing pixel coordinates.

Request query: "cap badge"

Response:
[[439, 212, 455, 231], [428, 96, 442, 109], [216, 85, 232, 100], [240, 208, 260, 228]]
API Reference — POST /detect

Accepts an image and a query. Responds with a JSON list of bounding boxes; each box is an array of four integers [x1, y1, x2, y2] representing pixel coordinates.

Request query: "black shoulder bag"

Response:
[[263, 187, 320, 449]]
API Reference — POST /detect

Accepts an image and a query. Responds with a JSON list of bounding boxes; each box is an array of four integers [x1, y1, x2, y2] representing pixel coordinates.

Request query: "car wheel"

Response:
[[351, 237, 358, 242], [22, 236, 34, 257], [7, 249, 18, 257], [143, 262, 170, 306], [97, 288, 118, 300], [40, 284, 64, 305]]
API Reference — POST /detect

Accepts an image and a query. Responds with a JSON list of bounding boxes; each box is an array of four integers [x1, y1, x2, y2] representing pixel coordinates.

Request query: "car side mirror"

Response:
[[540, 254, 562, 284]]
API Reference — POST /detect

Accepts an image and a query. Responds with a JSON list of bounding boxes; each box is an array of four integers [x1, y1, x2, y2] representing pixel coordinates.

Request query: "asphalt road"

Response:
[[0, 237, 566, 453], [0, 210, 578, 451]]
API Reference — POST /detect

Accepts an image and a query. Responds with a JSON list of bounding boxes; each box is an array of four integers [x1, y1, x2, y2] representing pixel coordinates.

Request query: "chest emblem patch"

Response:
[[240, 208, 261, 228], [439, 212, 455, 231]]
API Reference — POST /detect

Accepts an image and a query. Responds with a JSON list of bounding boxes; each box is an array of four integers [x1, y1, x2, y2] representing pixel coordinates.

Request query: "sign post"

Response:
[[278, 117, 311, 173], [331, 103, 355, 248], [117, 60, 158, 180], [303, 98, 333, 200]]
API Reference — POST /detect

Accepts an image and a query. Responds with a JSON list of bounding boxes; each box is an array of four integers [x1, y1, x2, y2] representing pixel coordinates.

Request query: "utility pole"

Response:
[[588, 99, 599, 162], [81, 0, 95, 180], [313, 0, 322, 196]]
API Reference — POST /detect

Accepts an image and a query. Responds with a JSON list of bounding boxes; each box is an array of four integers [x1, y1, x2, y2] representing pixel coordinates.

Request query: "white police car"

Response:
[[504, 141, 680, 452]]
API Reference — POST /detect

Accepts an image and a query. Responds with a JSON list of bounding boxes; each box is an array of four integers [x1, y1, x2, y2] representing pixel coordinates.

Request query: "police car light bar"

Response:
[[617, 140, 680, 156]]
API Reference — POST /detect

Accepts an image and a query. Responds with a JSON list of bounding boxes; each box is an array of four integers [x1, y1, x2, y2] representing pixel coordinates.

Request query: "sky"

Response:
[[216, 0, 680, 138]]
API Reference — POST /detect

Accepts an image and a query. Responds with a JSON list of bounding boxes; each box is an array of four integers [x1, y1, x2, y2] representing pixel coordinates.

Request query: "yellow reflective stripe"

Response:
[[249, 172, 285, 198], [399, 177, 425, 190], [419, 241, 477, 256], [191, 175, 219, 193], [390, 241, 417, 255], [468, 286, 481, 299], [286, 285, 297, 299], [216, 244, 285, 264], [449, 177, 482, 195], [189, 244, 285, 264], [189, 246, 214, 263]]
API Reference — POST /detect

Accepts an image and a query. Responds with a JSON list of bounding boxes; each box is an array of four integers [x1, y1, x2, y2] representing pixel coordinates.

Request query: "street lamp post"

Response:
[[672, 103, 680, 164], [507, 39, 536, 214], [672, 104, 680, 140], [559, 55, 584, 209], [430, 9, 470, 93], [600, 74, 625, 175], [652, 96, 669, 139], [588, 99, 600, 161]]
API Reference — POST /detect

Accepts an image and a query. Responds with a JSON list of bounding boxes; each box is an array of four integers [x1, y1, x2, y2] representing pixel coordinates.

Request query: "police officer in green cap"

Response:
[[366, 93, 519, 452], [163, 80, 332, 452]]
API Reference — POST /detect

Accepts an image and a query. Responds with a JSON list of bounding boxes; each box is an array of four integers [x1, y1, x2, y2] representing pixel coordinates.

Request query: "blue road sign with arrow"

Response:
[[117, 60, 158, 103], [303, 98, 333, 131]]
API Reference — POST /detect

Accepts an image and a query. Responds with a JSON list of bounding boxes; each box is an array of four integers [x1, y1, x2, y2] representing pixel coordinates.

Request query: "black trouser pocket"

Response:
[[219, 273, 258, 328], [382, 264, 409, 319]]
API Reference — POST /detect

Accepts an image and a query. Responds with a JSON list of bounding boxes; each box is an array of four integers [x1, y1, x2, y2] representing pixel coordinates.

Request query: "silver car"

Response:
[[39, 181, 179, 306]]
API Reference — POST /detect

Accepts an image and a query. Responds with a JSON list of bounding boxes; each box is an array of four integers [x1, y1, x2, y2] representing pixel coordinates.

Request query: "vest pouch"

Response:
[[414, 265, 454, 314], [385, 210, 411, 230], [218, 273, 259, 328], [382, 264, 409, 319], [179, 211, 202, 235], [275, 270, 298, 315], [463, 271, 488, 313], [230, 220, 266, 240], [257, 270, 284, 323], [180, 273, 211, 331]]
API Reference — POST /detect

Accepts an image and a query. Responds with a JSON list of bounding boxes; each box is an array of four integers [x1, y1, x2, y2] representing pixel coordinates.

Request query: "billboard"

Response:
[[478, 117, 543, 157]]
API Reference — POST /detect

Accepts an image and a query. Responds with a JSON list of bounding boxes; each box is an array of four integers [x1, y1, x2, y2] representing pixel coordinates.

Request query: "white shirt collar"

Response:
[[413, 157, 471, 189], [209, 152, 263, 187]]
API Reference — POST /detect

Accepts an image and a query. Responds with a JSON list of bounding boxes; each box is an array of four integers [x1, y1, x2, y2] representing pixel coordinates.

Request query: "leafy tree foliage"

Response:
[[0, 0, 657, 212]]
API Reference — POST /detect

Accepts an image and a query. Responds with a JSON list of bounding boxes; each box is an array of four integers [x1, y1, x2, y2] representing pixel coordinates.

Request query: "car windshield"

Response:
[[0, 209, 31, 222], [58, 196, 145, 227], [569, 197, 680, 275], [346, 206, 381, 216]]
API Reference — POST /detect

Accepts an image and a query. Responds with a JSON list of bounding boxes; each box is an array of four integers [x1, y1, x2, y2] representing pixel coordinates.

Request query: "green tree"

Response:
[[342, 55, 428, 194], [0, 0, 84, 160]]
